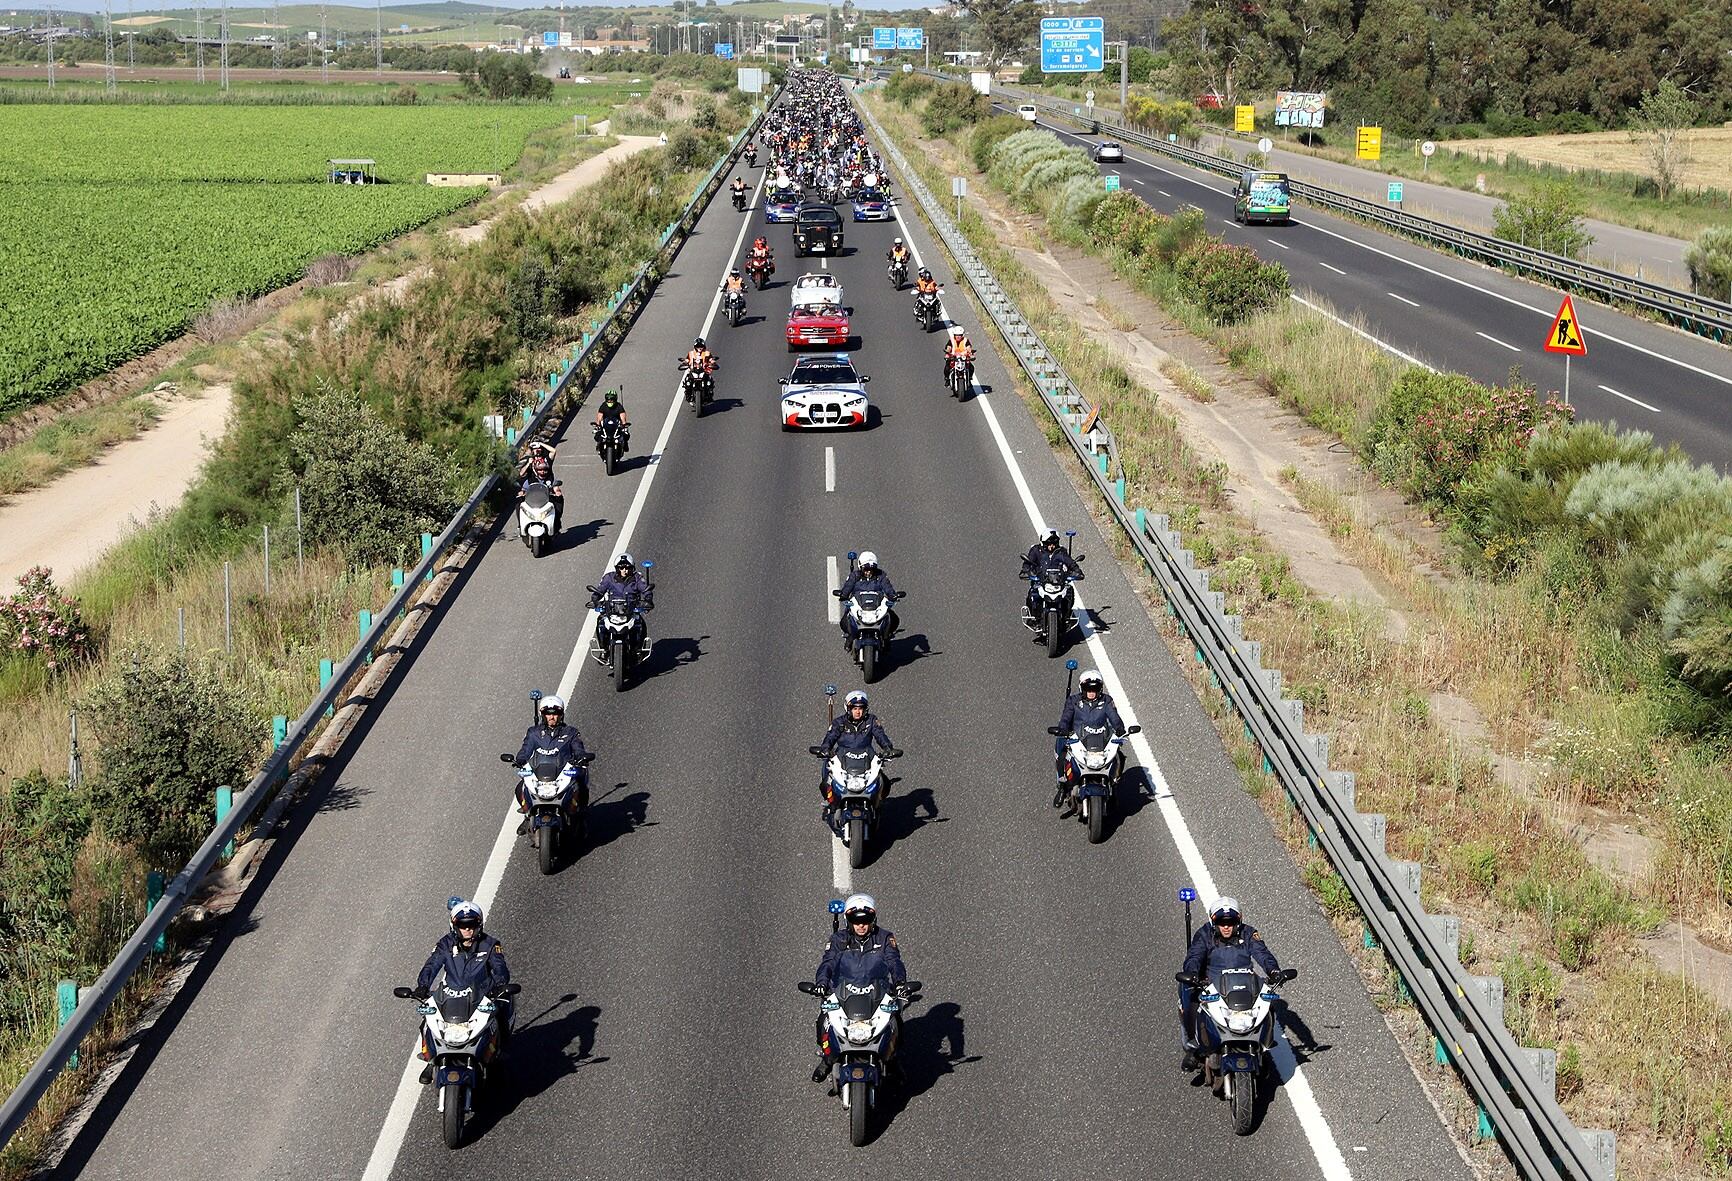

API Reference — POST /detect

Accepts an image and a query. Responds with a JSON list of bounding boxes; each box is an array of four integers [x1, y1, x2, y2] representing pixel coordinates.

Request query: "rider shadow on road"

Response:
[[475, 998, 605, 1134], [887, 631, 936, 669], [1107, 765, 1157, 840], [641, 634, 707, 681], [869, 787, 943, 865], [876, 1000, 978, 1135], [1273, 1003, 1331, 1070], [704, 396, 746, 415], [584, 785, 653, 853]]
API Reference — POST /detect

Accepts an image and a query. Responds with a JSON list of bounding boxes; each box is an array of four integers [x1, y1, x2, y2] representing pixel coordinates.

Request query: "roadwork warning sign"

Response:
[[1543, 294, 1587, 356]]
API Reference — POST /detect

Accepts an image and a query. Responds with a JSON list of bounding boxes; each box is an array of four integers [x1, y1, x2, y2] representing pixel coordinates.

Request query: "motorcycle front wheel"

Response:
[[604, 447, 618, 477], [1045, 609, 1062, 658], [1230, 1071, 1256, 1135], [441, 1082, 467, 1148], [538, 822, 557, 874], [848, 1080, 870, 1147], [529, 533, 545, 559], [847, 815, 866, 869], [612, 638, 628, 691], [860, 643, 877, 684], [1085, 796, 1106, 843]]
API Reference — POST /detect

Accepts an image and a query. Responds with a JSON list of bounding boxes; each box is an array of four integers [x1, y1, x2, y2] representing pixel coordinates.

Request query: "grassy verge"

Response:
[[0, 398, 163, 501], [0, 99, 746, 1175], [865, 86, 1732, 1178]]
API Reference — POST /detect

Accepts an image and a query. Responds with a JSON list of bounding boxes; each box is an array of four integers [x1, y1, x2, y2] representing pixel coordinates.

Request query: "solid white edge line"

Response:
[[884, 152, 1354, 1181], [1386, 292, 1420, 307], [826, 555, 841, 624], [1319, 262, 1346, 276], [359, 163, 768, 1181], [825, 445, 836, 493], [1599, 384, 1662, 413], [1475, 330, 1521, 353], [1291, 295, 1435, 373]]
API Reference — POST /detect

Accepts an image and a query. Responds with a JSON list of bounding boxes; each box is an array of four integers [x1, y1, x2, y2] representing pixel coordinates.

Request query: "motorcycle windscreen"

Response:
[[1214, 967, 1261, 1012], [851, 590, 884, 614], [1077, 723, 1112, 752], [522, 483, 552, 510], [530, 751, 565, 780], [434, 978, 484, 1023], [837, 981, 888, 1021], [836, 748, 874, 777]]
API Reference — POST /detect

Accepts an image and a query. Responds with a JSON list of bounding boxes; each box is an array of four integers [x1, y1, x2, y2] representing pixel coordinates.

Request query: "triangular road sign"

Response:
[[1544, 294, 1587, 356]]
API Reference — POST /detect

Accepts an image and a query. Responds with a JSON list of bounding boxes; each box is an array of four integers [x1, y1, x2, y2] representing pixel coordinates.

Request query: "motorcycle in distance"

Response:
[[745, 142, 759, 167], [595, 396, 628, 476], [732, 185, 748, 212], [1047, 658, 1141, 843], [887, 257, 907, 290], [1174, 886, 1300, 1135], [746, 254, 774, 290], [391, 978, 522, 1148], [517, 477, 558, 558], [796, 899, 921, 1146], [833, 550, 906, 684], [588, 560, 653, 692], [1022, 530, 1085, 657], [913, 285, 942, 333], [810, 686, 903, 870], [677, 358, 714, 416], [724, 285, 747, 328], [945, 353, 972, 400]]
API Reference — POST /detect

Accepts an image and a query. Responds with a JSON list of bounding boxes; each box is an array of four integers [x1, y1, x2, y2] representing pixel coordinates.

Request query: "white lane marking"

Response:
[[883, 167, 1354, 1181], [831, 830, 851, 893], [359, 163, 769, 1181], [825, 445, 836, 493], [821, 256, 828, 270], [1475, 330, 1521, 353], [1266, 237, 1291, 250], [1223, 219, 1239, 228], [1599, 384, 1661, 413], [1291, 295, 1435, 373], [1131, 178, 1146, 186], [1386, 292, 1419, 307], [1319, 262, 1347, 276], [1156, 188, 1171, 197], [826, 555, 841, 624]]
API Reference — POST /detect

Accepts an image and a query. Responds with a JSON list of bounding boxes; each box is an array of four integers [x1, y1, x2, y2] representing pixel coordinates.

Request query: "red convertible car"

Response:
[[787, 302, 852, 350]]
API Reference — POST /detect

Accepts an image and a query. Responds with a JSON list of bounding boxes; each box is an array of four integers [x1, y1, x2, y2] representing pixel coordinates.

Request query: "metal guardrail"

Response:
[[922, 71, 1730, 345], [857, 89, 1618, 1181], [0, 95, 777, 1154]]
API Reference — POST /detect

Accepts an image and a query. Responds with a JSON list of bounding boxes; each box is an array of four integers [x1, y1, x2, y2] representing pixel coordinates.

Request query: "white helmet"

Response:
[[1038, 525, 1060, 545], [449, 899, 484, 934], [1079, 668, 1104, 691], [844, 690, 869, 710], [538, 694, 566, 715], [1209, 897, 1242, 925], [843, 893, 877, 923], [857, 550, 879, 569]]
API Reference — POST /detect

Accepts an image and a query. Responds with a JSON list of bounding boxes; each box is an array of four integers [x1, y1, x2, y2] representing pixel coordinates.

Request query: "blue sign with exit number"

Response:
[[1040, 16, 1102, 73]]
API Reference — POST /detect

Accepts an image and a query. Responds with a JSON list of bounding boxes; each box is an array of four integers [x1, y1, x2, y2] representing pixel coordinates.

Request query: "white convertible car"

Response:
[[779, 354, 870, 430], [788, 272, 844, 308]]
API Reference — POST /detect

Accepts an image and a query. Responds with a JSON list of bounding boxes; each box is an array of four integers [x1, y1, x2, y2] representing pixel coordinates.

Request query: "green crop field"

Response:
[[0, 104, 578, 182]]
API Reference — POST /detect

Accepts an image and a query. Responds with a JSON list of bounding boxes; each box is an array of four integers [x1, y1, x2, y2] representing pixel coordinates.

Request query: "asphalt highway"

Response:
[[1008, 105, 1732, 473], [56, 112, 1474, 1180]]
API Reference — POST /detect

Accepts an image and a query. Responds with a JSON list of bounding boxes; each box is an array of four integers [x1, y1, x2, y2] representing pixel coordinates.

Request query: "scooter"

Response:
[[1047, 659, 1141, 843], [833, 551, 906, 684], [796, 900, 921, 1147], [392, 977, 522, 1149], [1175, 886, 1300, 1136], [516, 479, 559, 558]]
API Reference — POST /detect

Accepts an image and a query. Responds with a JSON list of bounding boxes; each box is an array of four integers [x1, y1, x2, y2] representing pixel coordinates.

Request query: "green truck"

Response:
[[1233, 169, 1292, 225]]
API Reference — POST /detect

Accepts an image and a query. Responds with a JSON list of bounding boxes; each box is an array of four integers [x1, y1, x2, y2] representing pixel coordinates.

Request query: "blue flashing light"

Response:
[[1178, 886, 1199, 903], [828, 898, 848, 914], [1066, 659, 1079, 670]]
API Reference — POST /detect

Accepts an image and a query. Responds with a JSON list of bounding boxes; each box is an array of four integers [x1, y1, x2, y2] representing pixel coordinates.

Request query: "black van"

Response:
[[793, 204, 845, 257]]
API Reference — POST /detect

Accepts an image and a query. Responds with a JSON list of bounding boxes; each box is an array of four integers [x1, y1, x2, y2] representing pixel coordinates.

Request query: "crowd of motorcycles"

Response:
[[412, 69, 1297, 1154]]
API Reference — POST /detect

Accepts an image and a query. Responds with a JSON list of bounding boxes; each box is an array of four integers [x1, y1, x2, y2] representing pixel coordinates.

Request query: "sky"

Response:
[[15, 0, 940, 16]]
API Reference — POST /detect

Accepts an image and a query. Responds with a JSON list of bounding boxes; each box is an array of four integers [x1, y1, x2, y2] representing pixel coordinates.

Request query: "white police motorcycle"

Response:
[[587, 560, 653, 693], [1048, 661, 1141, 844], [392, 973, 521, 1148], [833, 551, 906, 684]]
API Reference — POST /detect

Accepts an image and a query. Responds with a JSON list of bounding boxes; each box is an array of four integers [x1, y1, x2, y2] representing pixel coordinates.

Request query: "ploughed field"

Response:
[[0, 103, 578, 415]]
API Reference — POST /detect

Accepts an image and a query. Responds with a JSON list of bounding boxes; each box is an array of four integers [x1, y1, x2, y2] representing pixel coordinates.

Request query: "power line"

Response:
[[102, 0, 115, 92], [374, 0, 382, 76]]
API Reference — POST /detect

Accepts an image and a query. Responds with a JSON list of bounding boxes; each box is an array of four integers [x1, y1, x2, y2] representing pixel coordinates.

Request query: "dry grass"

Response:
[[0, 397, 162, 501], [1443, 127, 1732, 193], [1159, 357, 1214, 402], [190, 296, 267, 345]]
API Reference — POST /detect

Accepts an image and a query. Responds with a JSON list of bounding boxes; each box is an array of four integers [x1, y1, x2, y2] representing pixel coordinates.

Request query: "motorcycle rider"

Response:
[[1052, 668, 1126, 811], [682, 337, 718, 400], [811, 893, 909, 1084], [942, 330, 976, 387], [886, 237, 911, 268], [730, 175, 748, 205], [1021, 527, 1084, 635], [835, 550, 899, 652], [722, 268, 749, 296], [913, 267, 939, 297], [589, 552, 654, 660], [516, 438, 563, 533], [816, 690, 897, 823], [748, 235, 776, 278], [1179, 898, 1283, 1072], [414, 900, 512, 1083], [512, 694, 589, 832], [592, 388, 629, 455]]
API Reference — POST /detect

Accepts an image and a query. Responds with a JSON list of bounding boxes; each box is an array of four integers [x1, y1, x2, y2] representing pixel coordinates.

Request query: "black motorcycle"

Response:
[[887, 258, 907, 289], [732, 187, 748, 212], [725, 287, 747, 328], [914, 288, 941, 333], [678, 360, 714, 415], [945, 354, 972, 399], [1023, 531, 1084, 657], [595, 417, 629, 477]]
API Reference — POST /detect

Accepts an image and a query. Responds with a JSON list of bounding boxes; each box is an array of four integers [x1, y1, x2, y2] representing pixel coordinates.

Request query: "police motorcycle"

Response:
[[1174, 887, 1300, 1136], [587, 560, 653, 692], [517, 478, 558, 558], [392, 966, 522, 1147], [1023, 530, 1084, 658], [832, 550, 906, 684], [1047, 659, 1141, 844], [499, 693, 595, 874], [796, 899, 921, 1147], [809, 685, 903, 869]]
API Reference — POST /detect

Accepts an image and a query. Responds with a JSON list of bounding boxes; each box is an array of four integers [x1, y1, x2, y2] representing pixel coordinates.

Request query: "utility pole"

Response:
[[218, 0, 228, 91], [193, 0, 204, 84], [319, 3, 328, 82], [271, 0, 281, 73], [45, 1, 55, 88], [126, 0, 133, 69], [374, 0, 382, 76], [102, 0, 115, 91]]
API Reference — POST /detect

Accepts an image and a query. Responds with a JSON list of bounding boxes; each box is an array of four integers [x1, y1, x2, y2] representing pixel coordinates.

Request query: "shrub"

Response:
[[1662, 534, 1732, 696], [920, 82, 991, 136], [0, 771, 89, 1027], [969, 115, 1027, 172], [1685, 225, 1732, 302], [85, 644, 260, 868], [1364, 370, 1569, 504], [1172, 239, 1291, 325], [288, 384, 459, 567], [0, 566, 95, 673], [1493, 180, 1594, 258]]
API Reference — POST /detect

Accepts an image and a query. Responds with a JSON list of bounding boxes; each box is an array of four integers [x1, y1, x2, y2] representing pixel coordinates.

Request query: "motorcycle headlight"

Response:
[[1226, 1013, 1257, 1035], [846, 1020, 875, 1045]]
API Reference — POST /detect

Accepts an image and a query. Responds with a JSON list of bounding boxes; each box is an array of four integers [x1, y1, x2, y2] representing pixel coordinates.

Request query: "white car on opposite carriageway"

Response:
[[779, 353, 870, 431]]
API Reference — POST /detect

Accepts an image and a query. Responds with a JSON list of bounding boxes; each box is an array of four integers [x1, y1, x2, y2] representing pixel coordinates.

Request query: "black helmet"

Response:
[[694, 337, 706, 350], [917, 267, 931, 280]]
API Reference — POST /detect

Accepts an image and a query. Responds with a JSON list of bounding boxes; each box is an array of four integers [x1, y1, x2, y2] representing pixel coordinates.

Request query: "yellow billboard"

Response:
[[1355, 125, 1382, 160], [1234, 105, 1255, 133]]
